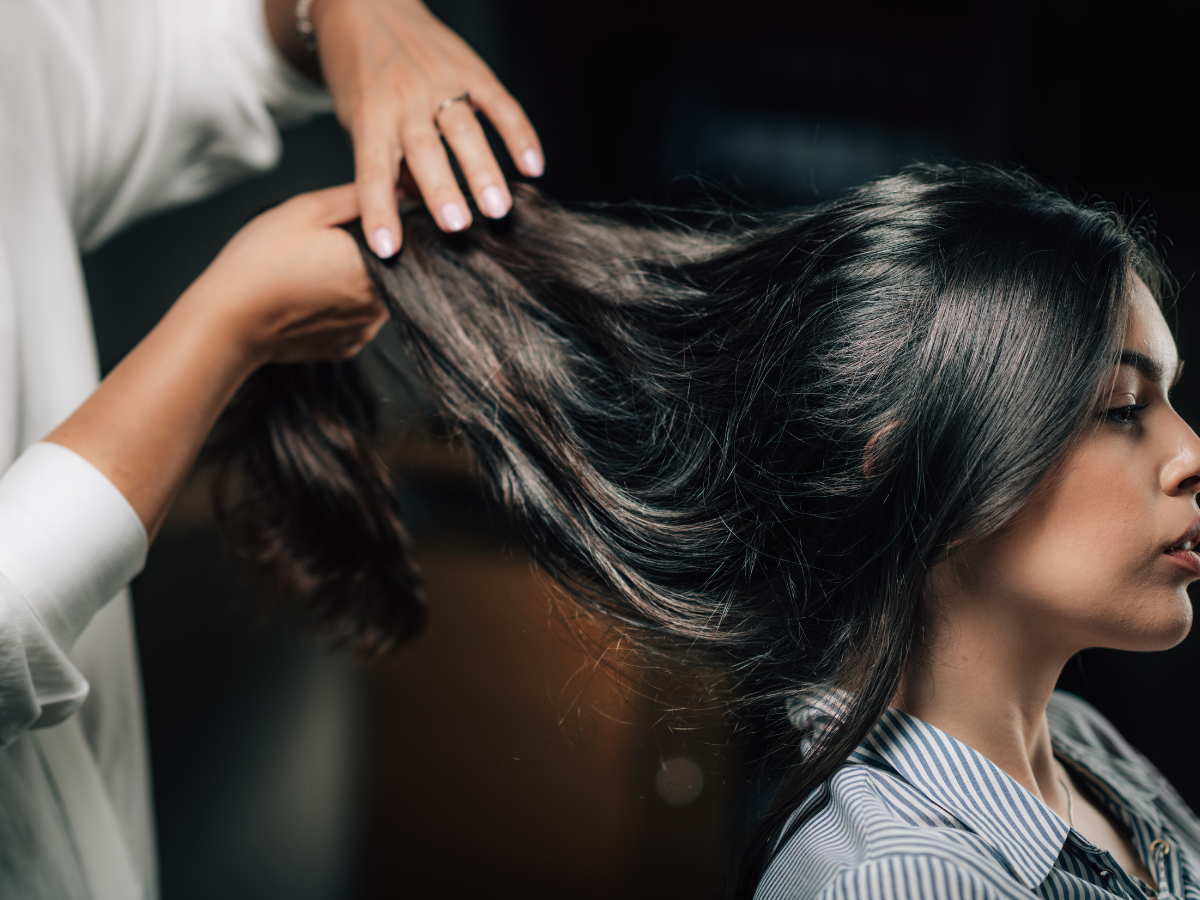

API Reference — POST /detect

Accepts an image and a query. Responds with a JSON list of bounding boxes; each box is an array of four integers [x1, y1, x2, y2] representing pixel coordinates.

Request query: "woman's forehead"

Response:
[[1123, 278, 1179, 385]]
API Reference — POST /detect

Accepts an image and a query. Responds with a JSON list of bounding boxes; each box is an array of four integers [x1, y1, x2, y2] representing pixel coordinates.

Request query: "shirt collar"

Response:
[[1050, 729, 1164, 832], [858, 707, 1070, 891], [785, 692, 1168, 890]]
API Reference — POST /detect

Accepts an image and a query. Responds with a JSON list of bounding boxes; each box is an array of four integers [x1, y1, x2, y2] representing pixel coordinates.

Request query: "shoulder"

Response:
[[754, 767, 1027, 900]]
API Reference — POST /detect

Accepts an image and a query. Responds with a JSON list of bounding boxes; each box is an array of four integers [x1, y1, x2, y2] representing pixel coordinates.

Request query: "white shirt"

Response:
[[0, 2, 328, 897]]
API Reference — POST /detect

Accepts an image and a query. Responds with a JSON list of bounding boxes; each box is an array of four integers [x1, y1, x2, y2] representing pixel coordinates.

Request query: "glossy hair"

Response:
[[208, 163, 1170, 894], [206, 361, 425, 653]]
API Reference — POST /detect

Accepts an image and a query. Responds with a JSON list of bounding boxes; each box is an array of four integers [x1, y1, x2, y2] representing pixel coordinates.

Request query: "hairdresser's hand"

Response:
[[46, 184, 385, 539], [307, 0, 543, 258], [192, 184, 389, 366]]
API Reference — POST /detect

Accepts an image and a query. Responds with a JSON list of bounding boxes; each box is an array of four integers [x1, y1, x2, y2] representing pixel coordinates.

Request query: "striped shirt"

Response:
[[756, 691, 1200, 900]]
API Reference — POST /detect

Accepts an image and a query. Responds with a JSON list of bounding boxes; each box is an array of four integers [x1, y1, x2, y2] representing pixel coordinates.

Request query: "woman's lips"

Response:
[[1164, 547, 1200, 578], [1168, 517, 1200, 553]]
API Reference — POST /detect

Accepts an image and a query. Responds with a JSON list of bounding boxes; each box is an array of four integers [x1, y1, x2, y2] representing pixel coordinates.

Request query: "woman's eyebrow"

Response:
[[1118, 350, 1183, 386]]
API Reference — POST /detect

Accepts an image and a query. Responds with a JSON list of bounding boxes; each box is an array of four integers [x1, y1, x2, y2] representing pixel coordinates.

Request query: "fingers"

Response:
[[402, 121, 473, 234], [436, 102, 511, 219], [471, 83, 544, 178], [298, 183, 364, 226], [348, 86, 542, 251], [339, 304, 390, 358], [362, 303, 392, 343], [405, 87, 540, 227], [352, 119, 404, 258], [273, 305, 391, 364]]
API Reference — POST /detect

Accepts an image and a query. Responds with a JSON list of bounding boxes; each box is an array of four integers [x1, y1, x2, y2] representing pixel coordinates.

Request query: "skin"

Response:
[[45, 185, 385, 540], [895, 278, 1200, 889], [54, 0, 526, 529], [264, 0, 544, 258]]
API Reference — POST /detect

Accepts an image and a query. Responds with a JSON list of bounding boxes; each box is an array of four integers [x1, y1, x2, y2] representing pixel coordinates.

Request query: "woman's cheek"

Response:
[[992, 440, 1172, 642], [1066, 453, 1193, 648]]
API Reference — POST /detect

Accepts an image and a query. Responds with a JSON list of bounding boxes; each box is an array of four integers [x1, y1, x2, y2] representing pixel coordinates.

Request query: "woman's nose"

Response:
[[1162, 413, 1200, 499]]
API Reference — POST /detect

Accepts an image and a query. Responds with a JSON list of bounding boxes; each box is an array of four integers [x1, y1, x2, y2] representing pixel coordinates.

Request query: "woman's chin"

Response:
[[1105, 591, 1194, 652], [1163, 595, 1194, 648]]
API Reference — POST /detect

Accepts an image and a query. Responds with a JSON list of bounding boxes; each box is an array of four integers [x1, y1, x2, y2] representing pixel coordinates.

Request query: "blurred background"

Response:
[[82, 1, 1200, 897]]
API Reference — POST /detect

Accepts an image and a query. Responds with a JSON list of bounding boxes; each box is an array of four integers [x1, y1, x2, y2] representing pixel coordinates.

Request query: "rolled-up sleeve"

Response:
[[0, 443, 147, 747]]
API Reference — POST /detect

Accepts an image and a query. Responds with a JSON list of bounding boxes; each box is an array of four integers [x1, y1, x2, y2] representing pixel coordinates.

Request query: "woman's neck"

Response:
[[893, 642, 1062, 801], [893, 568, 1073, 806], [892, 568, 1160, 888]]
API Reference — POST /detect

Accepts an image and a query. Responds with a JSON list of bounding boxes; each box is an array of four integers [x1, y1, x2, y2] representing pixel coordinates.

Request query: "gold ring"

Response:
[[435, 92, 472, 115]]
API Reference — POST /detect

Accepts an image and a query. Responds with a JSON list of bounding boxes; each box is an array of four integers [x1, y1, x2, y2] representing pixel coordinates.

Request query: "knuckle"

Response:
[[358, 197, 396, 221], [403, 131, 443, 158], [472, 86, 510, 113], [482, 91, 523, 123], [350, 100, 396, 134], [407, 167, 459, 204], [438, 116, 477, 142], [355, 152, 397, 183], [464, 167, 504, 195]]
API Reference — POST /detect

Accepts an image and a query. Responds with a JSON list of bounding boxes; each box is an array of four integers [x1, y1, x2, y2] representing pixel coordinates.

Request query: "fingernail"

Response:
[[440, 203, 468, 232], [521, 148, 544, 178], [372, 227, 396, 258], [480, 185, 509, 219]]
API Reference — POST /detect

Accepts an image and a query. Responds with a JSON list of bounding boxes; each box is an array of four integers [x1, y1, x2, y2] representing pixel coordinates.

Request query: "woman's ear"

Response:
[[863, 421, 901, 478]]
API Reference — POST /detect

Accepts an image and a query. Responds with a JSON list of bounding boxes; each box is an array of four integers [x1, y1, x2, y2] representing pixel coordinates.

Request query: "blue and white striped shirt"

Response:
[[757, 691, 1200, 899]]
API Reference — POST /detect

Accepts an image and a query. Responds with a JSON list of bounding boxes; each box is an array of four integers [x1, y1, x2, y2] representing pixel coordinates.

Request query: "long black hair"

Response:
[[207, 163, 1170, 894]]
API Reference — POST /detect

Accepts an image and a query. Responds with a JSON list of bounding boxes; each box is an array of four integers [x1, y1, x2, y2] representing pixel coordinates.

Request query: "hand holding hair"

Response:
[[189, 184, 389, 366], [42, 184, 385, 541], [266, 0, 545, 259]]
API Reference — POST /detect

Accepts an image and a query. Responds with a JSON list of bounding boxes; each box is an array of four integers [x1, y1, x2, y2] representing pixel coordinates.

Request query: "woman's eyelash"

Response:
[[1103, 403, 1149, 425]]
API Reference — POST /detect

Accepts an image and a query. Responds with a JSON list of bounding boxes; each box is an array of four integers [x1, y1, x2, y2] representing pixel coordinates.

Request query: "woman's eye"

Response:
[[1103, 403, 1149, 425]]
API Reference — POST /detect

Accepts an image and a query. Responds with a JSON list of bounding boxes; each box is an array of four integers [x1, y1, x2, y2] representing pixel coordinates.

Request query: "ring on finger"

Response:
[[435, 92, 472, 116]]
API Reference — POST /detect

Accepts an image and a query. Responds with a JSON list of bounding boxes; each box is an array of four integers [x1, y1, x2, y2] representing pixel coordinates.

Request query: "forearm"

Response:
[[44, 288, 258, 541], [264, 0, 440, 84], [45, 181, 378, 541]]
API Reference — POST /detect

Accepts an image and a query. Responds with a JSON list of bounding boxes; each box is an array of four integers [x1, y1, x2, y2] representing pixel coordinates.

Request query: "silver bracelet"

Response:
[[295, 0, 318, 52]]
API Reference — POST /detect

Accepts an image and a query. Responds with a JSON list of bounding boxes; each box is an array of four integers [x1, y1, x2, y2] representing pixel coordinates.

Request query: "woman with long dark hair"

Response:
[[214, 162, 1200, 898]]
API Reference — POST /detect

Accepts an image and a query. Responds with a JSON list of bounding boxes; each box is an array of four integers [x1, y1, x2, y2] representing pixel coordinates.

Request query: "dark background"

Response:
[[82, 1, 1200, 898]]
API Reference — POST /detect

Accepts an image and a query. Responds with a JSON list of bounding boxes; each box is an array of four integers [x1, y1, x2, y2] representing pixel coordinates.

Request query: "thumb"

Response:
[[296, 183, 363, 227]]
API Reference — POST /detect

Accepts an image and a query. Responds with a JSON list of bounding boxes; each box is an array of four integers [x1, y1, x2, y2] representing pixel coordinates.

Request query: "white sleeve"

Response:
[[0, 0, 308, 747], [76, 0, 333, 250], [0, 444, 147, 748]]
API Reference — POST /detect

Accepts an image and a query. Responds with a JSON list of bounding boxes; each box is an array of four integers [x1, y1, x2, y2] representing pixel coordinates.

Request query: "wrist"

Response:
[[171, 282, 269, 388], [44, 281, 271, 538], [295, 0, 318, 52], [264, 0, 322, 81]]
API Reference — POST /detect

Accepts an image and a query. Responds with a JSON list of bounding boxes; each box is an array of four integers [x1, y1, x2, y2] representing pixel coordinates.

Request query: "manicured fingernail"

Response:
[[372, 227, 396, 258], [480, 185, 509, 219], [521, 148, 544, 177], [440, 202, 468, 232]]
